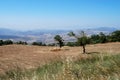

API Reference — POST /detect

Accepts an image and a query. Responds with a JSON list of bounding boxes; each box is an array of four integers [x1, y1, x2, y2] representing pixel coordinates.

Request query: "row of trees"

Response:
[[54, 30, 120, 53], [0, 30, 120, 53], [0, 40, 13, 46], [90, 31, 120, 44], [32, 42, 46, 46], [0, 40, 28, 46], [0, 40, 47, 46]]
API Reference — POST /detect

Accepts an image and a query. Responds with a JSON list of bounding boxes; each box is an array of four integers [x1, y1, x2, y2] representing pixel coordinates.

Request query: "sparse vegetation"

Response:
[[0, 0, 120, 79], [0, 53, 120, 80], [0, 30, 120, 47], [66, 30, 120, 47], [0, 30, 120, 80]]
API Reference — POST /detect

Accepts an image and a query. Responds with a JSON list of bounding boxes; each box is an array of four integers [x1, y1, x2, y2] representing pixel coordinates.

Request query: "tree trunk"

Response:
[[82, 45, 86, 54], [59, 45, 62, 48]]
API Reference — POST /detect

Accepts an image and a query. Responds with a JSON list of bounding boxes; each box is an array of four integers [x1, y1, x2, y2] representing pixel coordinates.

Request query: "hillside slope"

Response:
[[0, 42, 120, 74]]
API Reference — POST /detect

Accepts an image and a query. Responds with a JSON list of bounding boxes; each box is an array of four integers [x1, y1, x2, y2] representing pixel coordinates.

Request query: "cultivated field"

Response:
[[0, 42, 120, 75]]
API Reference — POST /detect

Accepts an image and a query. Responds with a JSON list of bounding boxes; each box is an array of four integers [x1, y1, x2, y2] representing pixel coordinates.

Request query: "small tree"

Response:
[[0, 40, 3, 46], [68, 31, 88, 54], [54, 35, 64, 48]]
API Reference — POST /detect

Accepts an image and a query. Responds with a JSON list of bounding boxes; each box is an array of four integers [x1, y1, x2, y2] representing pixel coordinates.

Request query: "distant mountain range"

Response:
[[0, 27, 118, 44]]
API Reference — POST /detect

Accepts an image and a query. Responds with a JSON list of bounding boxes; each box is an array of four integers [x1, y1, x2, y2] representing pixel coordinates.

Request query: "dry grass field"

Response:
[[0, 42, 120, 75]]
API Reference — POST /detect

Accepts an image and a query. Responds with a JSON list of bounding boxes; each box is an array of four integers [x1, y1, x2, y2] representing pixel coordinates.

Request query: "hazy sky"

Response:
[[0, 0, 120, 30]]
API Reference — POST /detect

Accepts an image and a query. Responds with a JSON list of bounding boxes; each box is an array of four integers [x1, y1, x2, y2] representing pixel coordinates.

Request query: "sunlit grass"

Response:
[[0, 53, 120, 80]]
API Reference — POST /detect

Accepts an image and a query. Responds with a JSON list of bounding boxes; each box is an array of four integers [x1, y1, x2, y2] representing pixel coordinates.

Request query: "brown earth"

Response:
[[0, 42, 120, 74]]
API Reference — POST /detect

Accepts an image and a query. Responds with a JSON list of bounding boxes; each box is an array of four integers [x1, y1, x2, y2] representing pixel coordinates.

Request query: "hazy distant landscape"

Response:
[[0, 27, 118, 44], [0, 0, 120, 80], [0, 27, 120, 80]]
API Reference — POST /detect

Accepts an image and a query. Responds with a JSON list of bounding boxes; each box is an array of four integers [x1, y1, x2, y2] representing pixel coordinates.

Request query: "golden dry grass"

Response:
[[0, 42, 120, 74]]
